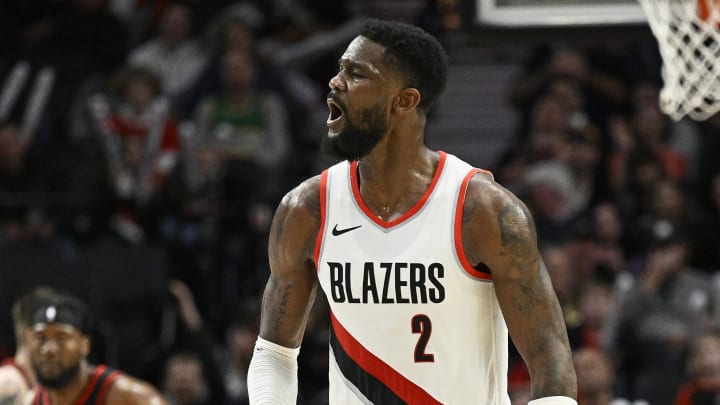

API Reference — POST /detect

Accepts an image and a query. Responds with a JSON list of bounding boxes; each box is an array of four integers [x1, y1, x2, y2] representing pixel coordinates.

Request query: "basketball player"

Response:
[[24, 291, 168, 405], [0, 288, 55, 405], [247, 19, 577, 404]]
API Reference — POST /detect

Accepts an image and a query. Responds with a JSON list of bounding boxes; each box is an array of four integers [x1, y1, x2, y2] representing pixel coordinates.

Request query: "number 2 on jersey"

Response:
[[411, 314, 434, 362]]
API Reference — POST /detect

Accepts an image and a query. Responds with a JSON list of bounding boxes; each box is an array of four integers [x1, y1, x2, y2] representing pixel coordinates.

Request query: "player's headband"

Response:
[[31, 302, 90, 335]]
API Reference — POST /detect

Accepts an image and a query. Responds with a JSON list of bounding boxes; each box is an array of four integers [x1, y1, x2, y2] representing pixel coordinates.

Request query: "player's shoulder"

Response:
[[464, 171, 524, 216], [105, 373, 168, 405], [0, 363, 28, 389], [278, 174, 323, 218], [0, 365, 30, 404]]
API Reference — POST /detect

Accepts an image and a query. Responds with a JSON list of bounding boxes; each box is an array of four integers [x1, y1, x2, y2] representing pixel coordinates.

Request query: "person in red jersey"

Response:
[[25, 291, 168, 405]]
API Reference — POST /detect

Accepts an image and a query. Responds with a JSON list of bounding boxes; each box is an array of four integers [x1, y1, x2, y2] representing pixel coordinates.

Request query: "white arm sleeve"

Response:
[[528, 396, 578, 405], [247, 337, 300, 405]]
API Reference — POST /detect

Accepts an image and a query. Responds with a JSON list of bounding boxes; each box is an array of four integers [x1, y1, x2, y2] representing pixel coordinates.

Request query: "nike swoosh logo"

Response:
[[332, 224, 362, 236]]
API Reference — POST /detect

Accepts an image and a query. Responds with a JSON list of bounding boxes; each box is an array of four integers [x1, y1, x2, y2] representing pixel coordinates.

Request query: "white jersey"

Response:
[[315, 152, 510, 405]]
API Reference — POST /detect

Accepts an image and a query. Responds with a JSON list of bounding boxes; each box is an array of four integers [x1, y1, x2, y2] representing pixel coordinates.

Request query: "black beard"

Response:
[[322, 102, 387, 161], [34, 360, 82, 389]]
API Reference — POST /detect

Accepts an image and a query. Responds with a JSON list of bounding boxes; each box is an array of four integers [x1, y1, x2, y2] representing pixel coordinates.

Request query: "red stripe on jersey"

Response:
[[95, 370, 121, 404], [314, 170, 329, 268], [454, 169, 493, 280], [350, 152, 448, 229], [75, 365, 106, 404], [330, 312, 442, 404]]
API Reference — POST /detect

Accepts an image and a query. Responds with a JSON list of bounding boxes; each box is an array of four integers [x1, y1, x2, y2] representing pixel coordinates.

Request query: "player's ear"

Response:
[[392, 88, 421, 113], [80, 336, 91, 357]]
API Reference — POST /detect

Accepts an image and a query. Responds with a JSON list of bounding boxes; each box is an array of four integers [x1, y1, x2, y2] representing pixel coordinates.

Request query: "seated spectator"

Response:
[[507, 44, 626, 138], [587, 201, 628, 278], [521, 161, 585, 243], [221, 319, 257, 405], [86, 65, 180, 242], [188, 48, 290, 305], [574, 347, 649, 405], [571, 281, 614, 350], [675, 333, 720, 404], [193, 48, 290, 185], [128, 3, 208, 108], [162, 351, 211, 405], [157, 280, 227, 405], [613, 221, 720, 404], [541, 244, 583, 338]]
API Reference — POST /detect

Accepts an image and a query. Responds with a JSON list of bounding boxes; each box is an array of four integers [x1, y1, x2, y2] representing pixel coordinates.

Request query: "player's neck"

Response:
[[47, 363, 91, 405], [357, 145, 438, 220]]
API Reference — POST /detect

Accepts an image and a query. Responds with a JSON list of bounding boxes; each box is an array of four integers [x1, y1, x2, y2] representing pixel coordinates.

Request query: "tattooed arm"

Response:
[[258, 176, 321, 347], [247, 176, 321, 405], [462, 174, 577, 400]]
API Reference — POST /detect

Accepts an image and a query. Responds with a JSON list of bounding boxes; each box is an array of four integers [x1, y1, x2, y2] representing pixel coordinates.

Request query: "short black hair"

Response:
[[359, 18, 448, 114]]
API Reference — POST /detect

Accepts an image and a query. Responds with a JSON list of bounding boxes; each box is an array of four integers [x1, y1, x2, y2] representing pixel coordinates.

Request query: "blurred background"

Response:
[[1, 0, 719, 404]]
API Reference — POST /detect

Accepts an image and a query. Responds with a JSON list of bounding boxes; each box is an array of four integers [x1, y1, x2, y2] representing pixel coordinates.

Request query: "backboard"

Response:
[[472, 0, 647, 26]]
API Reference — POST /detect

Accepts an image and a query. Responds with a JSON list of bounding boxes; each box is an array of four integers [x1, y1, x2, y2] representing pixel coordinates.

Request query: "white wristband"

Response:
[[528, 396, 578, 405], [247, 337, 300, 405]]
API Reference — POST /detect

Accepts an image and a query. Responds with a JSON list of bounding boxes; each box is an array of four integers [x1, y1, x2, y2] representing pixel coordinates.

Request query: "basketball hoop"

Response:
[[638, 0, 720, 121]]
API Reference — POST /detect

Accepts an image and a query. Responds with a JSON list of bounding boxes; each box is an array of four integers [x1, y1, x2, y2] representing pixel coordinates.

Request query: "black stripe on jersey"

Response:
[[87, 366, 116, 404], [330, 327, 406, 404]]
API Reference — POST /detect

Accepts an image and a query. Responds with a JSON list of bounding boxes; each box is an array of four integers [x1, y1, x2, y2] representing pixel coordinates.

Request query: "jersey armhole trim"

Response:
[[96, 370, 122, 404], [454, 169, 493, 281], [313, 170, 329, 268], [75, 365, 106, 404]]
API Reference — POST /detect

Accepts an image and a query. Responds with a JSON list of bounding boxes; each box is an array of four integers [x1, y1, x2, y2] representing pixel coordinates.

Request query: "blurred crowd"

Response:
[[501, 43, 720, 404], [0, 0, 719, 404]]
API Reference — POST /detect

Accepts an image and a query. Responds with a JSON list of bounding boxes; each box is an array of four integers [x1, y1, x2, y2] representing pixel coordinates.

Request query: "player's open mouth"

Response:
[[327, 99, 344, 128]]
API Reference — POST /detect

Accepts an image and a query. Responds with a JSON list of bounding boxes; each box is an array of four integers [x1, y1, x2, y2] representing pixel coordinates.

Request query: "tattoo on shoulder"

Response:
[[498, 200, 544, 312], [497, 200, 536, 247]]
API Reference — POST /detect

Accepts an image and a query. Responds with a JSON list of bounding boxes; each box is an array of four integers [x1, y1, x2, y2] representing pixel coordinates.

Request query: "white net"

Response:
[[638, 0, 720, 121]]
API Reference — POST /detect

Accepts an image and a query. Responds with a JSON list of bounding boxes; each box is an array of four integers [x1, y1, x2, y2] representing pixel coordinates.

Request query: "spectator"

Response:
[[157, 280, 227, 405], [521, 161, 584, 243], [574, 347, 649, 405], [18, 0, 129, 142], [193, 48, 290, 180], [86, 65, 180, 242], [613, 221, 720, 404], [586, 201, 628, 278], [507, 44, 626, 138], [162, 351, 212, 405], [542, 244, 582, 339], [128, 3, 208, 107], [675, 332, 720, 404], [629, 179, 705, 267], [221, 320, 257, 405], [190, 48, 291, 306], [571, 281, 614, 350], [560, 126, 607, 209]]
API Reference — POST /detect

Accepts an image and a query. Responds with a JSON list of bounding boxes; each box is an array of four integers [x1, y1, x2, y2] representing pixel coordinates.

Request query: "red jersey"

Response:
[[33, 365, 121, 405]]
